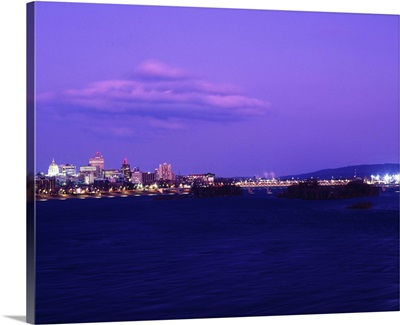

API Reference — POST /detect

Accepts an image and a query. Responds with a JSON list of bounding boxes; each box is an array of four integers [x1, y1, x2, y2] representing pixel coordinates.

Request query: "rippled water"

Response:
[[35, 190, 399, 324]]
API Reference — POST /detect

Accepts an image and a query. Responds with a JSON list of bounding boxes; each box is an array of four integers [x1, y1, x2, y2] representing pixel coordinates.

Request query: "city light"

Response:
[[370, 173, 399, 185], [35, 155, 399, 199]]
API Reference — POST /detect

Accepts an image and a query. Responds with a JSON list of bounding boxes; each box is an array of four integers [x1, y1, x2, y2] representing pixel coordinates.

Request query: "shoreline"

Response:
[[35, 185, 399, 202], [36, 189, 193, 201]]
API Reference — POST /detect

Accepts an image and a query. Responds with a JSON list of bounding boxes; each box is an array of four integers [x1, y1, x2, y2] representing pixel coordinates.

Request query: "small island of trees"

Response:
[[278, 179, 379, 200]]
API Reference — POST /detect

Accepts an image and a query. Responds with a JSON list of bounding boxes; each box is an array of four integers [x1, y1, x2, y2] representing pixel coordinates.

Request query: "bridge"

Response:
[[236, 179, 399, 188]]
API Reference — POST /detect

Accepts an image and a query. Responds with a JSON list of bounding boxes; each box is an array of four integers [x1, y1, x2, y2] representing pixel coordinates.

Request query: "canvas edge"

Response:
[[22, 2, 400, 324], [26, 2, 36, 324]]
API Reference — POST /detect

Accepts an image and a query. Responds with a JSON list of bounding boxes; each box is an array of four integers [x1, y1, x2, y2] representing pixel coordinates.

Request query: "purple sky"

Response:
[[34, 2, 399, 177]]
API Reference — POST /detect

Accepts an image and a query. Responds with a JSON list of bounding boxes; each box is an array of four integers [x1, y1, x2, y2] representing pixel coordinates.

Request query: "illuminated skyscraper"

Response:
[[121, 158, 131, 180], [158, 163, 174, 181], [89, 152, 104, 172]]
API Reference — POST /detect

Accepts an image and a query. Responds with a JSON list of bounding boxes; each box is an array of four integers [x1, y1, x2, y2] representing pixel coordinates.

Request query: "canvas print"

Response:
[[26, 1, 399, 324]]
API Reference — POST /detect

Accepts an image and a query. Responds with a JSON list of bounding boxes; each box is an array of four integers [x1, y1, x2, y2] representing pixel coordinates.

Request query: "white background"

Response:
[[0, 1, 399, 325]]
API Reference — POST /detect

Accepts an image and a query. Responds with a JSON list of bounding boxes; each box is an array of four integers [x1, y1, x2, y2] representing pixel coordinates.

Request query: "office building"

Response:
[[142, 172, 156, 185], [131, 171, 143, 184], [59, 164, 77, 176], [158, 163, 174, 181], [89, 152, 105, 172], [121, 158, 131, 180]]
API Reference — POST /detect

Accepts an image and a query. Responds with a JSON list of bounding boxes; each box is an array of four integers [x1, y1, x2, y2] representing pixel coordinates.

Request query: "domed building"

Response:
[[47, 159, 59, 176]]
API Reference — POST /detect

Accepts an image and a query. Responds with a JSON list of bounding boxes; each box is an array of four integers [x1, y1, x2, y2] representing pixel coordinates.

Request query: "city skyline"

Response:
[[42, 153, 172, 176], [40, 152, 399, 182], [34, 3, 399, 177]]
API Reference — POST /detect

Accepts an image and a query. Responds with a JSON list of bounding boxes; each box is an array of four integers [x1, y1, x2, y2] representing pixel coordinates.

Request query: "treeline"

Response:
[[191, 184, 243, 198], [278, 180, 379, 200]]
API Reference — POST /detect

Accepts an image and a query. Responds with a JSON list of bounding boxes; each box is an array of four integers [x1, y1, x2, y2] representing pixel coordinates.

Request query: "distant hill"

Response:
[[279, 163, 399, 180]]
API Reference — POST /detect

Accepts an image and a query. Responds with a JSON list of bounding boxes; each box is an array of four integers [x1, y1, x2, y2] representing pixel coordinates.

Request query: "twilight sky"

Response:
[[34, 2, 399, 177]]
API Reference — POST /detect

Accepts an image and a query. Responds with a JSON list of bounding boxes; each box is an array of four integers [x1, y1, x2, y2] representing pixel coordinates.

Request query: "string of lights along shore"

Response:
[[35, 151, 400, 198]]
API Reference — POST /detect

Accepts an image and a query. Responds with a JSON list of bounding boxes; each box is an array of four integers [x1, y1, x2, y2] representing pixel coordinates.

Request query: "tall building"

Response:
[[121, 158, 131, 180], [89, 152, 104, 172], [158, 163, 174, 181], [142, 172, 156, 185], [131, 171, 143, 184], [59, 164, 76, 176], [47, 159, 59, 176], [79, 166, 100, 184]]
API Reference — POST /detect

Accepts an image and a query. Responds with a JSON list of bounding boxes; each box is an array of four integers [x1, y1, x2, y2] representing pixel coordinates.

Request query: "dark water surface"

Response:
[[35, 190, 400, 323]]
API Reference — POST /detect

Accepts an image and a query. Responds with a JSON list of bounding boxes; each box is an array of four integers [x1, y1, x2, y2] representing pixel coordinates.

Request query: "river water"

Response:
[[35, 189, 399, 323]]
